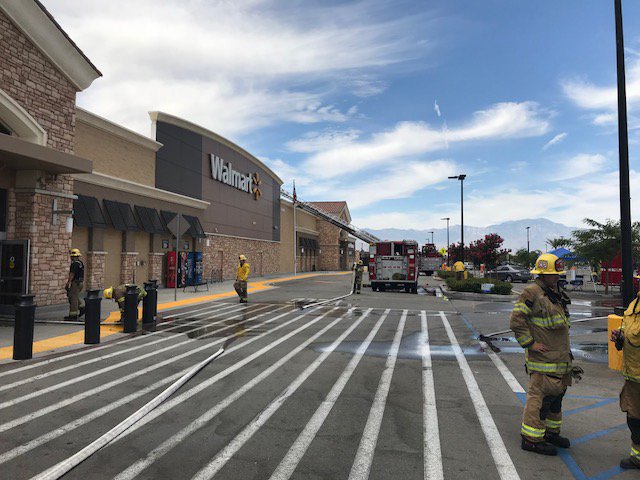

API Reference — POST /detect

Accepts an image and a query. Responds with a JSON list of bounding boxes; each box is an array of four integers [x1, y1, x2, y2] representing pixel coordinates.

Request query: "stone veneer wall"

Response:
[[85, 251, 107, 291], [148, 253, 164, 286], [1, 10, 80, 305], [202, 235, 280, 281], [120, 252, 138, 284], [317, 220, 341, 271]]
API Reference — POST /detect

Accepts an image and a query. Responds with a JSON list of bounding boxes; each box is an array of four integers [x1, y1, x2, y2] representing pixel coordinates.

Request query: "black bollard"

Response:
[[150, 279, 158, 318], [142, 282, 155, 330], [84, 289, 102, 344], [13, 294, 36, 360], [123, 284, 139, 334]]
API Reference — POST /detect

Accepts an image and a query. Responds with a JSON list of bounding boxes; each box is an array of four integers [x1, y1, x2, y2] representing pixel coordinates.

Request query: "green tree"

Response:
[[570, 218, 640, 293], [546, 237, 571, 250], [467, 233, 511, 269], [513, 248, 541, 268]]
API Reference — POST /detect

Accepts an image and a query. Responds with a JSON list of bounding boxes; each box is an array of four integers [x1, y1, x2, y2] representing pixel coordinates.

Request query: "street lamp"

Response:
[[441, 217, 450, 266], [448, 174, 466, 262], [614, 0, 634, 305]]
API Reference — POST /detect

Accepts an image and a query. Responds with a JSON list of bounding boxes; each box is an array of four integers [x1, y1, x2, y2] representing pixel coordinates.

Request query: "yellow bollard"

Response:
[[608, 314, 624, 372]]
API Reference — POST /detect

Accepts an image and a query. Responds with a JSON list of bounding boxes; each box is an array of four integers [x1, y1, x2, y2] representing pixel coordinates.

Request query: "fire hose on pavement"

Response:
[[300, 269, 357, 310], [477, 315, 610, 353], [32, 334, 238, 480]]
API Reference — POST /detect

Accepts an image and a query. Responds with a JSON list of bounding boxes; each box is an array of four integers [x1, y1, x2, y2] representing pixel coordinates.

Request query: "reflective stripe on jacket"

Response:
[[510, 279, 572, 375], [623, 298, 640, 383], [236, 263, 250, 282]]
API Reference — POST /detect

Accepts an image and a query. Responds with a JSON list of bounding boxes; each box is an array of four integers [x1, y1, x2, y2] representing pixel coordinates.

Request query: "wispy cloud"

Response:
[[434, 100, 441, 117], [542, 132, 567, 150], [298, 101, 551, 179], [352, 168, 639, 230], [47, 0, 431, 136], [553, 153, 607, 180]]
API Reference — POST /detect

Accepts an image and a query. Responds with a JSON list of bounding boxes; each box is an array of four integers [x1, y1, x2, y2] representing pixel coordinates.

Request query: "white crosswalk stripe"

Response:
[[0, 302, 532, 480], [348, 310, 407, 480]]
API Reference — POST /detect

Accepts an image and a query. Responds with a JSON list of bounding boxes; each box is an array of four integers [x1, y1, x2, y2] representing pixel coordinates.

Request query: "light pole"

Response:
[[615, 0, 634, 305], [429, 231, 434, 244], [526, 226, 531, 268], [441, 217, 450, 266], [448, 174, 466, 262]]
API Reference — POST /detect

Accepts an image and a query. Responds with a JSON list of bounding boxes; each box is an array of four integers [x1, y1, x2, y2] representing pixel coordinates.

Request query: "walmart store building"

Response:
[[0, 0, 353, 311]]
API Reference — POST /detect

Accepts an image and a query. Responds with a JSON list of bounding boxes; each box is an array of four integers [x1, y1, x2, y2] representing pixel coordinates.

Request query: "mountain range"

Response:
[[360, 218, 579, 253]]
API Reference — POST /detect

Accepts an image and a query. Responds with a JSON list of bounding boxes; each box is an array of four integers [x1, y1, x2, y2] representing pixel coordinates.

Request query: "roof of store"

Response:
[[0, 1, 102, 90]]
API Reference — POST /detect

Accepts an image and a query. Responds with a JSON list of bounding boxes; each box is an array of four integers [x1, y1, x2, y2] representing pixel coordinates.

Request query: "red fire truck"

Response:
[[368, 240, 419, 293], [418, 243, 443, 276]]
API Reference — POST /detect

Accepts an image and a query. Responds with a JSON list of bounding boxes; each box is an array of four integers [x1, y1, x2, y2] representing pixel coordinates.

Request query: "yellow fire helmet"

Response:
[[530, 253, 566, 275], [69, 248, 82, 257], [103, 286, 114, 299], [239, 254, 247, 261]]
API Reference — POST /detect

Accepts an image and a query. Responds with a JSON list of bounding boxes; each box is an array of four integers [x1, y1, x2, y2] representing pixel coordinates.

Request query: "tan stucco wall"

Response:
[[75, 120, 157, 187], [104, 229, 121, 288], [280, 201, 320, 274]]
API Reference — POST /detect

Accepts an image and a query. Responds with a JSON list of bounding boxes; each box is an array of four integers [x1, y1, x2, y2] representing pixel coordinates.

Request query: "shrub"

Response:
[[437, 270, 456, 279], [445, 277, 512, 295], [490, 283, 512, 295]]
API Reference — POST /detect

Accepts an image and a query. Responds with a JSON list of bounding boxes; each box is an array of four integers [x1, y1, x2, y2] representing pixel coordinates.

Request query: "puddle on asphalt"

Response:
[[312, 331, 609, 364]]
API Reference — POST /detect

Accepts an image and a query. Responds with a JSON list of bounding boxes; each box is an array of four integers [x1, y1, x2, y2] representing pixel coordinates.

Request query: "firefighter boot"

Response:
[[63, 315, 78, 321], [544, 432, 570, 449], [620, 457, 640, 469], [521, 437, 557, 456]]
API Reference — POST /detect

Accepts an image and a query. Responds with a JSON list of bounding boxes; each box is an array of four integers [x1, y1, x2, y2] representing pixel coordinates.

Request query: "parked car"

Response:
[[486, 264, 531, 283]]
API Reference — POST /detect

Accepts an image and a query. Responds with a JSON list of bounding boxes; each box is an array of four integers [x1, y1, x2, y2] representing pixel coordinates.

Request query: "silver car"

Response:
[[487, 264, 532, 283]]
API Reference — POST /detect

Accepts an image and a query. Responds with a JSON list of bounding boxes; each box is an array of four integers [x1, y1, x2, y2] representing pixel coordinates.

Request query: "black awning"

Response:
[[74, 195, 107, 228], [183, 215, 206, 238], [135, 206, 166, 234], [104, 200, 140, 231], [160, 210, 176, 229]]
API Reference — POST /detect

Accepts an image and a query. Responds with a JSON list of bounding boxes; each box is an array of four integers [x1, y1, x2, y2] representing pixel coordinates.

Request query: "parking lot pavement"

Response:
[[0, 274, 634, 479]]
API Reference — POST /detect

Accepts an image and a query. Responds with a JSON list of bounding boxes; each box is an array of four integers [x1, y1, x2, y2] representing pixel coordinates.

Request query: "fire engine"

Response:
[[368, 240, 419, 293], [418, 243, 443, 276]]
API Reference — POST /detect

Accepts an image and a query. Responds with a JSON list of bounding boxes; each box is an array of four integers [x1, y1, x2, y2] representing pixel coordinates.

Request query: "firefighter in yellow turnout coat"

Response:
[[234, 255, 250, 303], [611, 293, 640, 469], [510, 253, 573, 456]]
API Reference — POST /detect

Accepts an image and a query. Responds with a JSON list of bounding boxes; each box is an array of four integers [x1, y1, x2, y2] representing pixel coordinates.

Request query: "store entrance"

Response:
[[0, 240, 30, 313]]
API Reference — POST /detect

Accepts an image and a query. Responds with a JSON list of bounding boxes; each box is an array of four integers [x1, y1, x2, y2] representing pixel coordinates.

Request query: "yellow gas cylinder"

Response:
[[608, 314, 623, 372]]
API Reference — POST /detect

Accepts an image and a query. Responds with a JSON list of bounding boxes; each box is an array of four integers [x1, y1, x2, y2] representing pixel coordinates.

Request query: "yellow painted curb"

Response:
[[0, 272, 350, 360], [0, 325, 122, 360]]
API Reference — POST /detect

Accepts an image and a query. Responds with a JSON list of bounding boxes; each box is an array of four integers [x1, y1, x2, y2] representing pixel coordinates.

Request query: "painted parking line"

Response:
[[112, 307, 348, 480], [0, 303, 275, 410], [421, 310, 444, 480], [0, 305, 296, 466], [439, 311, 520, 480], [0, 303, 253, 392], [0, 305, 291, 434], [0, 272, 350, 361], [348, 310, 407, 480], [193, 308, 375, 480], [269, 309, 390, 480]]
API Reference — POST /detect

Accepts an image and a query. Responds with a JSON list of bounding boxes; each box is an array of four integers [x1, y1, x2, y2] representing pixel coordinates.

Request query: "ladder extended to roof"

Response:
[[280, 189, 380, 244]]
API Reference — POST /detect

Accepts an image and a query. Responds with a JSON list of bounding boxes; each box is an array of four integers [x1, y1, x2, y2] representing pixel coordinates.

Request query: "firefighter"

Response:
[[611, 292, 640, 469], [234, 255, 250, 303], [454, 260, 465, 281], [353, 259, 364, 294], [64, 249, 85, 321], [510, 253, 573, 456], [103, 284, 147, 322]]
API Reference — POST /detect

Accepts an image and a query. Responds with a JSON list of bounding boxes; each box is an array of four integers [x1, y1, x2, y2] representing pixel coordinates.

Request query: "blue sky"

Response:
[[48, 0, 640, 231]]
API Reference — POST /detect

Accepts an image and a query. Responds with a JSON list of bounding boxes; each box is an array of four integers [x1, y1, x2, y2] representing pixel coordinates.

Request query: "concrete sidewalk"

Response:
[[0, 271, 350, 362]]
